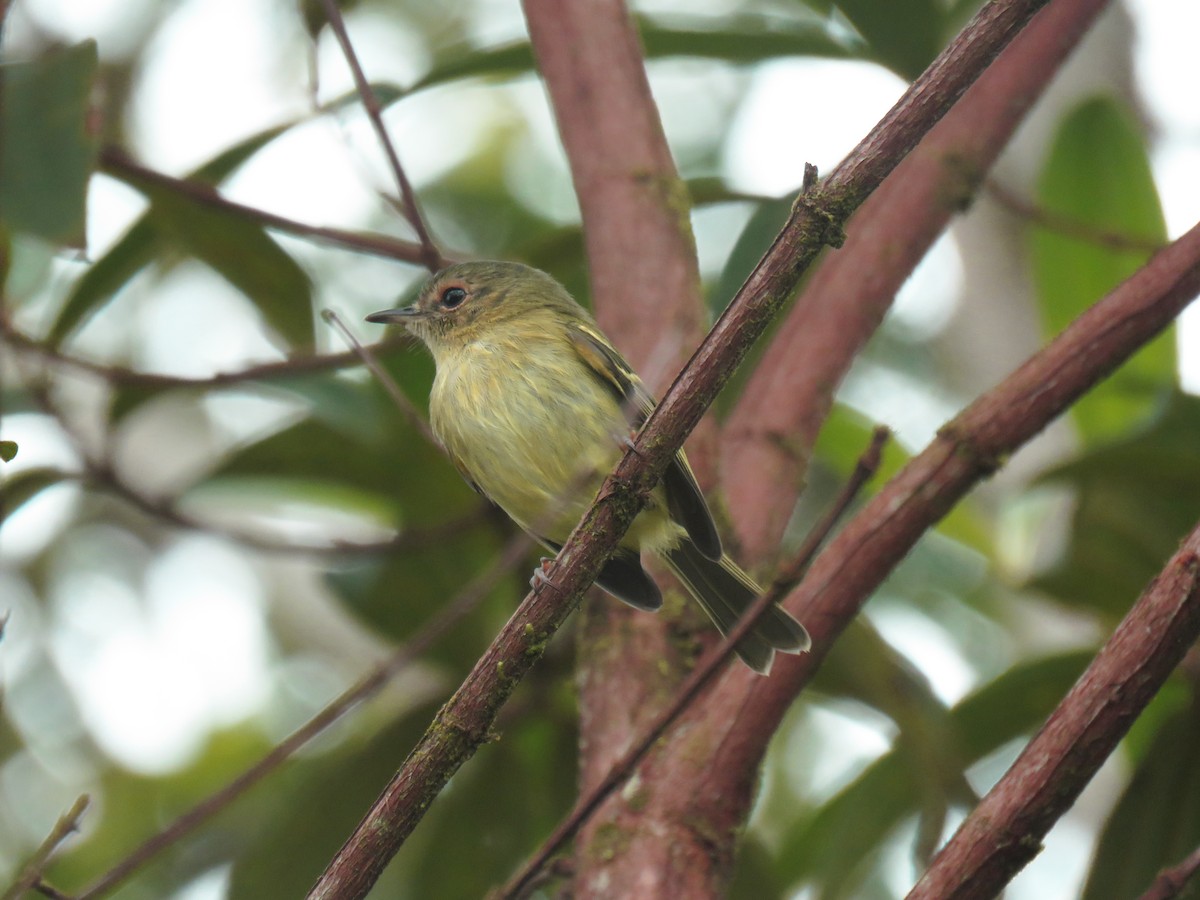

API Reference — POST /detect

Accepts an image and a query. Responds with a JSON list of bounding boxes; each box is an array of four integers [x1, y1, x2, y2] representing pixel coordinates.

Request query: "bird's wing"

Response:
[[443, 448, 485, 497], [567, 322, 722, 560]]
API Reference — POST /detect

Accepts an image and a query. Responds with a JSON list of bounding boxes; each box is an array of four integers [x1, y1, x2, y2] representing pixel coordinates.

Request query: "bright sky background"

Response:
[[3, 1, 1199, 897]]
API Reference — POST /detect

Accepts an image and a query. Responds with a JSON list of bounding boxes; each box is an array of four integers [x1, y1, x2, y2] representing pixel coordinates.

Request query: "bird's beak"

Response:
[[365, 305, 425, 324]]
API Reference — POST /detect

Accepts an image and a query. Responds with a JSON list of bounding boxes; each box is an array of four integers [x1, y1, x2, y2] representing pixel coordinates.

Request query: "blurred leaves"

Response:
[[227, 693, 576, 899], [1, 3, 1192, 899], [0, 41, 99, 247], [1082, 700, 1200, 900], [1029, 96, 1171, 443], [769, 650, 1094, 896], [832, 0, 947, 79], [0, 467, 68, 521], [52, 126, 298, 346], [407, 14, 864, 95], [1033, 393, 1200, 619], [137, 185, 315, 348]]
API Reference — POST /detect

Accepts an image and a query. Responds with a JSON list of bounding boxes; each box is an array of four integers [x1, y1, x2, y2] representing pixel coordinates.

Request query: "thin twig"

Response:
[[499, 426, 889, 899], [32, 881, 75, 900], [99, 148, 437, 264], [988, 178, 1167, 254], [72, 531, 535, 900], [322, 310, 438, 447], [316, 0, 446, 273], [1138, 845, 1200, 900], [2, 796, 89, 900], [24, 376, 475, 558], [82, 462, 480, 557], [0, 314, 411, 390]]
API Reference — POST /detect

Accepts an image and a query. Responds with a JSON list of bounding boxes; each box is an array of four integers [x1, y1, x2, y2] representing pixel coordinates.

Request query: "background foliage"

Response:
[[1, 0, 1197, 897]]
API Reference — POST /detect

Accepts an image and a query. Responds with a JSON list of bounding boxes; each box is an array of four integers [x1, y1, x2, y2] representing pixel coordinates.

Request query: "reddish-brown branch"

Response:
[[721, 0, 1111, 564], [303, 3, 1052, 897], [1138, 846, 1200, 900], [522, 0, 704, 389], [498, 427, 888, 899], [907, 525, 1200, 899], [520, 2, 713, 884], [628, 217, 1200, 898]]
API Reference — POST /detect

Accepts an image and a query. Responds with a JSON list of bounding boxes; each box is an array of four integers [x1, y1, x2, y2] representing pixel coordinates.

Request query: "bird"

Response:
[[367, 260, 810, 673]]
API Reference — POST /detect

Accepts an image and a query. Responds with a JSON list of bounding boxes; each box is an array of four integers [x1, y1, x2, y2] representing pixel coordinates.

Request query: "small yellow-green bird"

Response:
[[367, 261, 810, 673]]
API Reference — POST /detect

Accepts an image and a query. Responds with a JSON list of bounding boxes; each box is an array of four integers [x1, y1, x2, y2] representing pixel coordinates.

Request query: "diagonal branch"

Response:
[[907, 521, 1200, 899], [520, 0, 712, 864], [1138, 845, 1200, 900], [2, 796, 89, 900], [100, 148, 436, 264], [721, 0, 1112, 563], [304, 2, 1052, 897], [67, 532, 533, 900], [316, 0, 446, 272], [641, 216, 1200, 897], [498, 427, 888, 899]]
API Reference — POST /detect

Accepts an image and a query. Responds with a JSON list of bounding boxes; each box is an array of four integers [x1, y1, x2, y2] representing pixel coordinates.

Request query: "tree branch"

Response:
[[520, 0, 716, 883], [2, 796, 89, 900], [0, 313, 409, 389], [100, 148, 437, 264], [316, 0, 446, 272], [987, 176, 1167, 254], [68, 532, 533, 900], [629, 215, 1200, 897], [907, 523, 1200, 899], [498, 427, 888, 899], [1137, 845, 1200, 900], [304, 3, 1052, 897], [721, 0, 1111, 563]]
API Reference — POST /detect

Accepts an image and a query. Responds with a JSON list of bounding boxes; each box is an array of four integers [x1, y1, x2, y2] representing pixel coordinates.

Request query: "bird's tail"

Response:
[[662, 539, 811, 675]]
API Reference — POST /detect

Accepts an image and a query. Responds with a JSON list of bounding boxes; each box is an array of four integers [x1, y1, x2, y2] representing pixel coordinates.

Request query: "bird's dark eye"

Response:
[[440, 287, 467, 309]]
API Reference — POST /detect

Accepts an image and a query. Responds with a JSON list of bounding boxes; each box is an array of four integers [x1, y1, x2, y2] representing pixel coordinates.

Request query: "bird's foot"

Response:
[[529, 557, 555, 590]]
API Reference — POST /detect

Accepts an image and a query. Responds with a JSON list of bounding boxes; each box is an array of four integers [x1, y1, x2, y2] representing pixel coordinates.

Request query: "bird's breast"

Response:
[[429, 337, 624, 540]]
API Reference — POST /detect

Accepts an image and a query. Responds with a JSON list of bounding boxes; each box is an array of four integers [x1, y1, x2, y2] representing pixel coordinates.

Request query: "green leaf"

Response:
[[0, 41, 100, 246], [0, 440, 16, 462], [228, 709, 439, 900], [402, 715, 577, 897], [715, 194, 796, 316], [1082, 702, 1200, 900], [52, 122, 294, 346], [199, 361, 467, 529], [324, 521, 520, 659], [833, 0, 946, 79], [1029, 96, 1171, 443], [146, 187, 315, 348], [813, 620, 969, 872], [639, 15, 865, 64], [407, 16, 862, 95], [1033, 394, 1200, 619], [0, 467, 69, 522], [776, 650, 1094, 894]]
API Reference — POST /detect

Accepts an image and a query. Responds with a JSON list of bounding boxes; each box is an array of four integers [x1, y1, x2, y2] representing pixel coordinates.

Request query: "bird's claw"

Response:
[[529, 557, 555, 590]]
